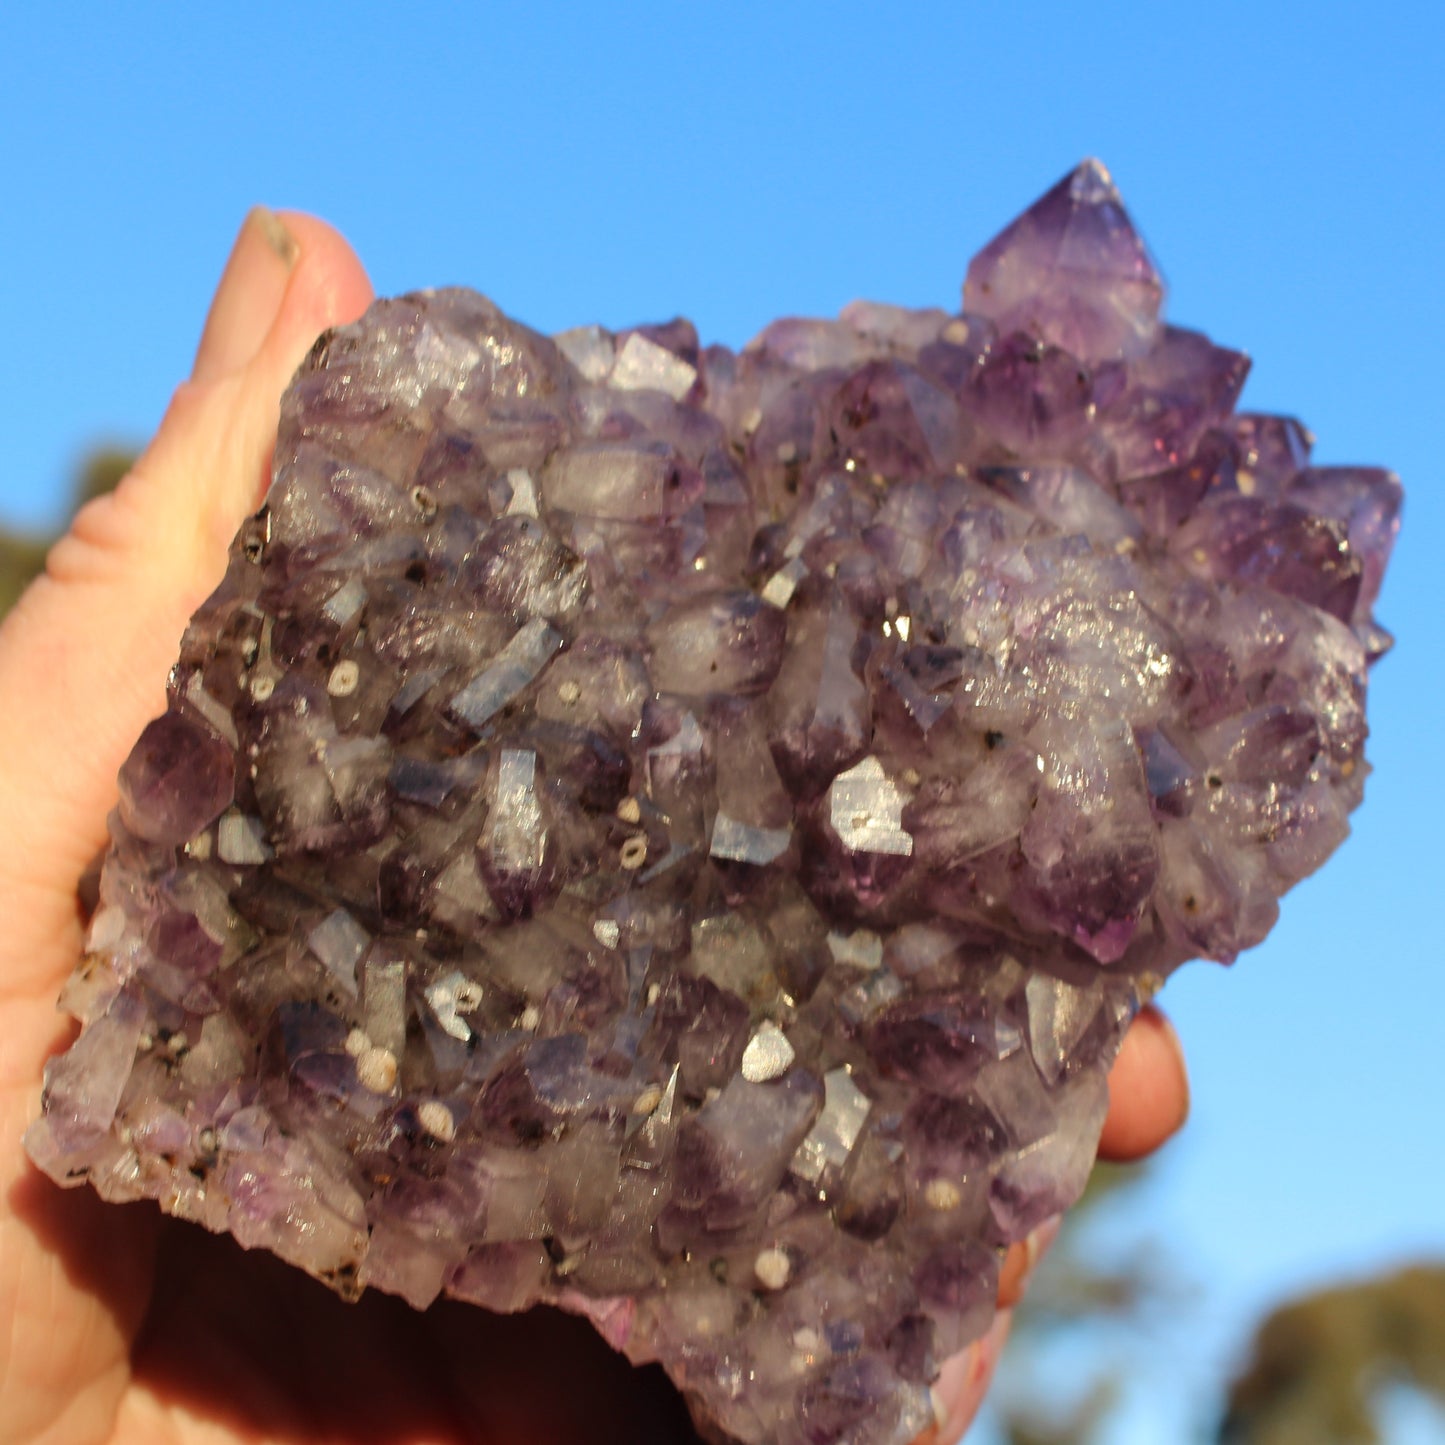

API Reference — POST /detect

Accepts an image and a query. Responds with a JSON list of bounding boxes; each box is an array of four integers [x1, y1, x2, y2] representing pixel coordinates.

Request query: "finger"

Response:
[[0, 211, 372, 980], [192, 207, 300, 385], [1096, 1003, 1190, 1161], [997, 1214, 1062, 1310], [0, 212, 371, 1445], [915, 1308, 1014, 1445]]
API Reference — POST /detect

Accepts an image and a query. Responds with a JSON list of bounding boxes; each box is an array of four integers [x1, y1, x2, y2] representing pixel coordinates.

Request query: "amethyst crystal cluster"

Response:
[[28, 162, 1399, 1444]]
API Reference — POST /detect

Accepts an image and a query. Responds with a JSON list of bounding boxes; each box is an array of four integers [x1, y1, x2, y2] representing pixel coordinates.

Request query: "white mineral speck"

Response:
[[504, 467, 540, 517], [327, 660, 360, 697], [760, 557, 808, 609], [790, 1067, 873, 1184], [741, 1022, 795, 1082], [609, 332, 697, 400], [417, 1100, 456, 1143], [424, 971, 477, 1041], [344, 1028, 371, 1058], [217, 812, 272, 865], [754, 1247, 791, 1291], [356, 1045, 398, 1093], [489, 749, 545, 875], [924, 1178, 961, 1211], [828, 756, 914, 857], [86, 905, 127, 953]]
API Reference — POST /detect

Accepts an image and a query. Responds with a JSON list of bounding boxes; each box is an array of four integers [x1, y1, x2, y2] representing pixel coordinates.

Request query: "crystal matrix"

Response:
[[28, 161, 1400, 1445]]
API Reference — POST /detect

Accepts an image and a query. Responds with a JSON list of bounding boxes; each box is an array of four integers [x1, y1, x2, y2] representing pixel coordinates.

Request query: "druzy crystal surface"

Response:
[[28, 162, 1400, 1444]]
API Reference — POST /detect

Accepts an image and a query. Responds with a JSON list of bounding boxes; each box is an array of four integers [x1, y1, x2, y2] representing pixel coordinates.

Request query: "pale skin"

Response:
[[0, 211, 1191, 1445]]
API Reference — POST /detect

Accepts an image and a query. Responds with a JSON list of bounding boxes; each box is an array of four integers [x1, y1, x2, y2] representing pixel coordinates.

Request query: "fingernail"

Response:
[[251, 206, 300, 266], [191, 207, 299, 384]]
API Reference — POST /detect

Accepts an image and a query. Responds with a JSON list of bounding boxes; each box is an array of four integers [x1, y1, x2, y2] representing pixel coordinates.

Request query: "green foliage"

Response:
[[73, 447, 136, 508], [994, 1157, 1445, 1444], [0, 447, 135, 618], [0, 534, 50, 618], [1220, 1266, 1445, 1445], [998, 1380, 1119, 1445]]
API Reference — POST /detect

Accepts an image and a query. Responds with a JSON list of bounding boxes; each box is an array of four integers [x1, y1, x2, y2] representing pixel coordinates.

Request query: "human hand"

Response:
[[0, 210, 1189, 1444]]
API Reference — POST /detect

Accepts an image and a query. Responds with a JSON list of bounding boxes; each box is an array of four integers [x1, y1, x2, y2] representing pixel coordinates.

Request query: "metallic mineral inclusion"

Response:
[[28, 162, 1401, 1445]]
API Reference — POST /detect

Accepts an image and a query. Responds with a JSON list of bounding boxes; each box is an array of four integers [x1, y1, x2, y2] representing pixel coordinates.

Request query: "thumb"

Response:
[[0, 209, 373, 970]]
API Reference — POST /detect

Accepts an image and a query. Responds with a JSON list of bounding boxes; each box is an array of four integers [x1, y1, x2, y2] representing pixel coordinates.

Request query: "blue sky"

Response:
[[3, 4, 1442, 1438]]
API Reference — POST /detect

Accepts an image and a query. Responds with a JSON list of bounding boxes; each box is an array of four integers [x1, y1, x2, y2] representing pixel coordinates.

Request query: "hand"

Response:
[[0, 211, 1190, 1445], [920, 1003, 1189, 1444]]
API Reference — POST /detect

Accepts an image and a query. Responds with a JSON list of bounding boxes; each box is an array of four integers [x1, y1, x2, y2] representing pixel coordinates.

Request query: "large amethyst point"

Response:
[[27, 162, 1398, 1445], [964, 158, 1165, 361]]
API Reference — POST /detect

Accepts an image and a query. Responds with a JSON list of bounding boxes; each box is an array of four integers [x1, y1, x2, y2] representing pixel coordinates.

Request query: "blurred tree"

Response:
[[0, 532, 49, 618], [992, 1161, 1187, 1444], [1219, 1266, 1445, 1445], [0, 447, 134, 615], [993, 1158, 1445, 1444]]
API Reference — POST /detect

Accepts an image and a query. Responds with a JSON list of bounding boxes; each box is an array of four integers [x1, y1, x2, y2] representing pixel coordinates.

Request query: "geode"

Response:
[[28, 162, 1400, 1444]]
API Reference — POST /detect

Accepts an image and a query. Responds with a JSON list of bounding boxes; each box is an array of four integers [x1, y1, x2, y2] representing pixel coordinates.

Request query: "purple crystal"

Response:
[[27, 161, 1399, 1445], [117, 710, 235, 845], [964, 159, 1164, 360]]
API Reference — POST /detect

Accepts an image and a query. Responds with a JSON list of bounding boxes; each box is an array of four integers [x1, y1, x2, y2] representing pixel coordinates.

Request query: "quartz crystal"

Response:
[[27, 160, 1400, 1445]]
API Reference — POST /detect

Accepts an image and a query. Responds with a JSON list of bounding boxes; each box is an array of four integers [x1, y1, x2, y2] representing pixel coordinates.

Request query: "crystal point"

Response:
[[27, 164, 1396, 1445], [964, 159, 1165, 360]]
